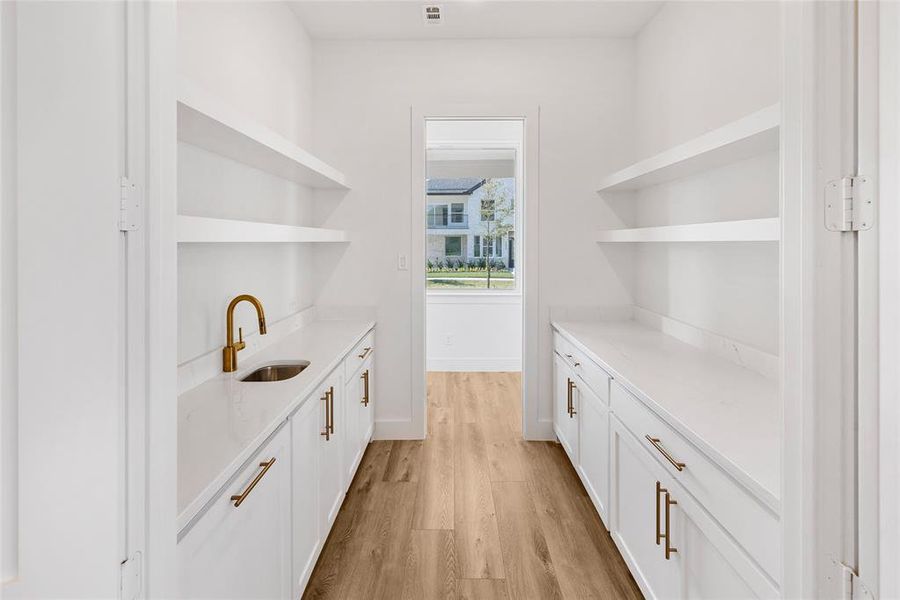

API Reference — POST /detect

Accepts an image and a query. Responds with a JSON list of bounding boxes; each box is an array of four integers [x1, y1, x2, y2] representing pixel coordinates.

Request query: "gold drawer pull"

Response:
[[361, 370, 370, 406], [664, 491, 678, 559], [645, 435, 685, 471], [358, 346, 373, 360], [654, 481, 678, 559], [231, 458, 276, 507], [655, 481, 664, 545], [328, 387, 335, 434], [566, 378, 577, 417]]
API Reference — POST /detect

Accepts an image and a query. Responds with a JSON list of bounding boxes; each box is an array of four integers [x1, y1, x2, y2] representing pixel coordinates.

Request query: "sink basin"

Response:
[[241, 361, 310, 382]]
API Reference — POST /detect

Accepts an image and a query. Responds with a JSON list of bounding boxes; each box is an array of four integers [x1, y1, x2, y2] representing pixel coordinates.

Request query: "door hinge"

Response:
[[825, 175, 874, 232], [119, 176, 143, 232], [120, 552, 142, 600]]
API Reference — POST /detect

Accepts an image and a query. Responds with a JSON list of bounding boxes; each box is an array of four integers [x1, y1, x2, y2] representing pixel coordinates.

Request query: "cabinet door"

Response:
[[177, 427, 292, 600], [609, 417, 682, 600], [342, 370, 361, 486], [291, 397, 321, 597], [359, 355, 375, 445], [553, 354, 579, 463], [578, 382, 610, 524], [682, 515, 760, 599], [319, 377, 344, 529]]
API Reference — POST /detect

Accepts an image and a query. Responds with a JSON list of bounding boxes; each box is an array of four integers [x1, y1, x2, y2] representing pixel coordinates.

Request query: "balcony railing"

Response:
[[427, 214, 469, 229]]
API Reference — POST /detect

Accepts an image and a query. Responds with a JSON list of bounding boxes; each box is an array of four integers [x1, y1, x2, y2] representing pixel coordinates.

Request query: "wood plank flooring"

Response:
[[303, 372, 642, 600]]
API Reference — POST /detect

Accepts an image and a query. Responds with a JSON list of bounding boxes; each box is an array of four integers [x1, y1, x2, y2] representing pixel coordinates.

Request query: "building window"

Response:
[[450, 203, 465, 224], [445, 236, 462, 257], [495, 237, 502, 257]]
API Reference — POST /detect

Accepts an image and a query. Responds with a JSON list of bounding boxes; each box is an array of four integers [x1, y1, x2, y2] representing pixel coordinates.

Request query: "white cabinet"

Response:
[[290, 392, 321, 597], [318, 373, 344, 529], [609, 416, 682, 599], [343, 349, 375, 487], [177, 426, 292, 600], [553, 353, 579, 464], [577, 381, 610, 523]]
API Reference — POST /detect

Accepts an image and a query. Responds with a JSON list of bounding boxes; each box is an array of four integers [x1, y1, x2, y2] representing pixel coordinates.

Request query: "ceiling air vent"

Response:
[[423, 5, 443, 25]]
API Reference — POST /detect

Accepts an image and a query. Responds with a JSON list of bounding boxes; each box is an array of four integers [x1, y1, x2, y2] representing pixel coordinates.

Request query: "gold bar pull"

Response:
[[328, 386, 335, 434], [645, 435, 686, 471], [321, 393, 330, 440], [567, 378, 577, 417], [566, 377, 572, 415], [358, 346, 373, 360], [231, 458, 276, 507], [361, 370, 370, 406], [664, 491, 678, 559], [655, 481, 665, 545]]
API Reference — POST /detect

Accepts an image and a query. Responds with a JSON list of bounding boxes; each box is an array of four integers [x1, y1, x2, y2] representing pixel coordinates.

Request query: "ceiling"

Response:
[[289, 1, 664, 41]]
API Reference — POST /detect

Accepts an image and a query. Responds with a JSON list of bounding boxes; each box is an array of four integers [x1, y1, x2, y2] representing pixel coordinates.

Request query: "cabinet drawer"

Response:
[[345, 329, 375, 379], [610, 382, 780, 583], [553, 331, 610, 405]]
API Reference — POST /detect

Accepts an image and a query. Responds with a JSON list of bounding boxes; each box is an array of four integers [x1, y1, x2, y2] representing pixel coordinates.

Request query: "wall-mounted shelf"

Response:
[[177, 216, 349, 244], [595, 218, 780, 243], [596, 104, 780, 192], [177, 79, 350, 190]]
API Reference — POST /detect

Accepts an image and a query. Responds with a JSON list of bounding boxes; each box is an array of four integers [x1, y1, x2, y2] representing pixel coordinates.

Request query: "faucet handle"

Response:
[[239, 327, 243, 343]]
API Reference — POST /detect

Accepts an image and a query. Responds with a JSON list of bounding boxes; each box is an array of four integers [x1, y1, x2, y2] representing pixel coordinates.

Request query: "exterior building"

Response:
[[426, 177, 515, 268]]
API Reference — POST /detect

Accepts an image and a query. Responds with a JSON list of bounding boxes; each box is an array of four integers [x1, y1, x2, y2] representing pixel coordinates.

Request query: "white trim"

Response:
[[411, 104, 540, 441], [426, 358, 521, 372], [426, 292, 521, 304]]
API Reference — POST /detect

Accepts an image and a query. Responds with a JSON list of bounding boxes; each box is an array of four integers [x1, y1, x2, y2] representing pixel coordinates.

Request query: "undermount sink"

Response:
[[241, 361, 310, 382]]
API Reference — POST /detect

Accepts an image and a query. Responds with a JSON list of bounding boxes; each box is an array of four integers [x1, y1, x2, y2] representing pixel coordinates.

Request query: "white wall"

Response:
[[0, 0, 17, 584], [625, 1, 782, 353], [6, 2, 126, 596], [427, 296, 522, 371], [177, 2, 320, 364], [311, 38, 635, 435]]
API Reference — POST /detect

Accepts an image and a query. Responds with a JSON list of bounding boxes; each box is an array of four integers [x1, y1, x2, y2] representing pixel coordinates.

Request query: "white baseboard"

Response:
[[426, 357, 521, 372]]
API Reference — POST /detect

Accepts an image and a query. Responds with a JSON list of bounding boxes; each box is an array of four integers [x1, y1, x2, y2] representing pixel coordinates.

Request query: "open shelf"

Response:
[[597, 104, 780, 192], [177, 79, 350, 190], [177, 216, 349, 244], [595, 217, 780, 243]]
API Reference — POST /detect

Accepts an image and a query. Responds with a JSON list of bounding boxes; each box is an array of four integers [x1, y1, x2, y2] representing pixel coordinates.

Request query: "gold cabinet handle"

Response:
[[321, 393, 330, 441], [328, 386, 335, 434], [567, 378, 577, 417], [361, 370, 369, 406], [358, 346, 373, 360], [566, 377, 572, 415], [664, 491, 678, 559], [645, 435, 685, 471], [231, 458, 276, 507]]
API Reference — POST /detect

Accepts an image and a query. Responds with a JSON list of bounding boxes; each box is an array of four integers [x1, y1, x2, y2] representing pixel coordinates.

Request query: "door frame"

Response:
[[410, 104, 543, 440]]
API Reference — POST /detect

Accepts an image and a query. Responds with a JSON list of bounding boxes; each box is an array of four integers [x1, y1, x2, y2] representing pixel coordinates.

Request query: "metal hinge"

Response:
[[119, 176, 143, 232], [120, 552, 142, 600], [825, 176, 874, 232]]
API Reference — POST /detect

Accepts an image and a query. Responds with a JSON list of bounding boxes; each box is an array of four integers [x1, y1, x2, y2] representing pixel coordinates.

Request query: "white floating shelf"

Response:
[[177, 216, 349, 244], [177, 79, 349, 190], [597, 104, 780, 192], [595, 218, 780, 243]]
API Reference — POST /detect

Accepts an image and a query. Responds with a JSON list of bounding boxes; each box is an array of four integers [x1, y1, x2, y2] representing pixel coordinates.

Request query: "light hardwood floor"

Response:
[[303, 372, 642, 600]]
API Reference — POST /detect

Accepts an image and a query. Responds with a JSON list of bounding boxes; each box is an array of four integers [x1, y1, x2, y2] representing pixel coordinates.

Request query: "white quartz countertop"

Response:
[[552, 319, 780, 511], [178, 318, 374, 531]]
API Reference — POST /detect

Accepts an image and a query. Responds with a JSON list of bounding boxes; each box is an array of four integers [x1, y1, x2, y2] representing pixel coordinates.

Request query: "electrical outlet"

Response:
[[398, 254, 409, 270]]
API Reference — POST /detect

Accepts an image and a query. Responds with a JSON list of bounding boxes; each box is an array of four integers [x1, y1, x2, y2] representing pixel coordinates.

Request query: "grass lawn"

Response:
[[426, 270, 514, 279], [427, 278, 516, 290]]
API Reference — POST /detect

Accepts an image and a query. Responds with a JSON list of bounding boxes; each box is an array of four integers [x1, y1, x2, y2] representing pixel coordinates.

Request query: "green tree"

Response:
[[477, 179, 515, 289]]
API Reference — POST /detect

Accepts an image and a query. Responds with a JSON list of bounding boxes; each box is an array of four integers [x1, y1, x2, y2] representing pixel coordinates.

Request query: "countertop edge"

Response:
[[176, 320, 375, 534], [551, 320, 781, 515]]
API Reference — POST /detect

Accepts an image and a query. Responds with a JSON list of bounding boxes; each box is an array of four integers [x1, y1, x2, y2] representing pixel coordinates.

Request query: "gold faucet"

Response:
[[223, 294, 267, 372]]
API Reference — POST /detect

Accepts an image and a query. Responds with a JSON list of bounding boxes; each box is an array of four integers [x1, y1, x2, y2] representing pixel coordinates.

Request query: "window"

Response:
[[427, 204, 448, 227], [450, 203, 465, 224], [495, 237, 502, 257], [445, 236, 462, 257], [473, 235, 480, 257]]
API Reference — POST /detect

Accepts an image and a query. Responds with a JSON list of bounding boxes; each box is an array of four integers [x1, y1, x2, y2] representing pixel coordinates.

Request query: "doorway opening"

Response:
[[424, 118, 524, 434]]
